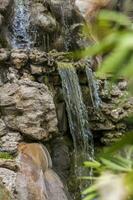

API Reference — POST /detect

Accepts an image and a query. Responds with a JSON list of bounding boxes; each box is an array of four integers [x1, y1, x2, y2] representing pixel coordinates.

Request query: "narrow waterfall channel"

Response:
[[58, 63, 94, 185], [9, 0, 32, 48], [60, 0, 73, 51], [85, 66, 101, 109]]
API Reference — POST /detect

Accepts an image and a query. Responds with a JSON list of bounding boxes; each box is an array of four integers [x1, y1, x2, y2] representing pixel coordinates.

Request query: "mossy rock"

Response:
[[0, 152, 13, 160]]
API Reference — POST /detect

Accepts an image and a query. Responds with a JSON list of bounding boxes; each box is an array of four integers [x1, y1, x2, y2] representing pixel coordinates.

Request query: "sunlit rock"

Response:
[[0, 80, 58, 141], [16, 143, 69, 200]]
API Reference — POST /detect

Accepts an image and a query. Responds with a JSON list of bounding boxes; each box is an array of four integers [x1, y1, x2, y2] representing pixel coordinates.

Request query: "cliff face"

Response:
[[0, 1, 133, 200]]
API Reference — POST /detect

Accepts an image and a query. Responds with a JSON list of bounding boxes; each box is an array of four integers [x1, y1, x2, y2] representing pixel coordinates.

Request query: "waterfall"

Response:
[[60, 0, 72, 51], [58, 62, 94, 188], [85, 66, 101, 109], [9, 0, 32, 49]]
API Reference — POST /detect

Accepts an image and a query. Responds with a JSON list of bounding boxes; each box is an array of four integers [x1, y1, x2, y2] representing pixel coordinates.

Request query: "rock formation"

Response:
[[0, 0, 133, 200]]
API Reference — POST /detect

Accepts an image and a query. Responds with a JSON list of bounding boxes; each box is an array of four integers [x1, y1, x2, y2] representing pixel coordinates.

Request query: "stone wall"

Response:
[[0, 48, 132, 146], [0, 48, 132, 199]]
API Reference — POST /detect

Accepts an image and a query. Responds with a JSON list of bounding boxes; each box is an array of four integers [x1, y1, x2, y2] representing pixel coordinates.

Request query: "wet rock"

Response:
[[51, 137, 71, 182], [11, 50, 28, 69], [0, 0, 13, 15], [0, 14, 3, 26], [0, 79, 58, 141], [31, 3, 57, 32], [0, 48, 10, 63], [48, 0, 71, 22]]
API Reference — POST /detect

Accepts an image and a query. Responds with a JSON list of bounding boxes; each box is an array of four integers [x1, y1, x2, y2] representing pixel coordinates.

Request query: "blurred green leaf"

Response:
[[99, 10, 131, 27], [82, 184, 97, 195], [84, 161, 101, 168]]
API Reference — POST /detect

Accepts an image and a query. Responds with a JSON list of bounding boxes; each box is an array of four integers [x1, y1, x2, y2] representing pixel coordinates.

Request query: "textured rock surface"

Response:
[[0, 48, 132, 200], [11, 50, 29, 69], [16, 143, 69, 200], [0, 79, 58, 141], [0, 132, 22, 153], [0, 0, 13, 47], [0, 181, 13, 200], [0, 0, 13, 15], [0, 168, 16, 199], [31, 3, 57, 32]]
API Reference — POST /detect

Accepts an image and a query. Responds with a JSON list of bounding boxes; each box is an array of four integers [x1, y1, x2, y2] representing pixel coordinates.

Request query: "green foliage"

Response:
[[0, 152, 13, 160], [73, 10, 133, 93], [82, 145, 133, 200], [79, 10, 133, 200]]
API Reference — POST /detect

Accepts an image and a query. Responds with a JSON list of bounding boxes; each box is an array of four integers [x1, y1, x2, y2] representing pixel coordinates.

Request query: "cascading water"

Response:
[[9, 0, 32, 48], [85, 66, 101, 109], [58, 62, 94, 192], [60, 0, 73, 51]]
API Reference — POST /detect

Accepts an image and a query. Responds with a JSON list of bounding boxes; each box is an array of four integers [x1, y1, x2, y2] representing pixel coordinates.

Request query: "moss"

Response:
[[0, 152, 13, 160]]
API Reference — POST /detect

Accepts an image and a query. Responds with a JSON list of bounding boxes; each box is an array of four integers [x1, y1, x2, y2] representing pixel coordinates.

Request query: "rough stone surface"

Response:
[[0, 0, 13, 15], [0, 79, 58, 141], [0, 168, 16, 198], [16, 143, 69, 200], [11, 50, 28, 69], [0, 119, 6, 137], [0, 181, 13, 200], [31, 3, 57, 32], [0, 132, 22, 153], [30, 64, 43, 75], [0, 48, 10, 63]]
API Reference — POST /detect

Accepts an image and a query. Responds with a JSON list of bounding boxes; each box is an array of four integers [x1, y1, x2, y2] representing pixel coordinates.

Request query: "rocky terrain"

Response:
[[0, 0, 133, 200]]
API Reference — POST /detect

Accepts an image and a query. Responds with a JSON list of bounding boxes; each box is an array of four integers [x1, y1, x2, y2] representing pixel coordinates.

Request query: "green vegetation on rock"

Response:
[[0, 152, 13, 160]]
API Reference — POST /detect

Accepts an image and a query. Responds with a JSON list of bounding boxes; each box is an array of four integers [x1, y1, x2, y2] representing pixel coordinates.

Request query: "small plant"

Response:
[[81, 132, 133, 200], [0, 152, 13, 160]]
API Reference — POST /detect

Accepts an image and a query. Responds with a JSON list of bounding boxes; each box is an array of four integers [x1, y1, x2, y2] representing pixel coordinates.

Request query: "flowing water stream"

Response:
[[60, 0, 73, 51], [58, 62, 94, 191], [9, 0, 32, 48], [86, 66, 101, 109]]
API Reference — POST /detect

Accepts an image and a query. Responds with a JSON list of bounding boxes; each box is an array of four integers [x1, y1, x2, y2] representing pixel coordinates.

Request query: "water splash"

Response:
[[9, 0, 32, 49], [58, 62, 94, 191]]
